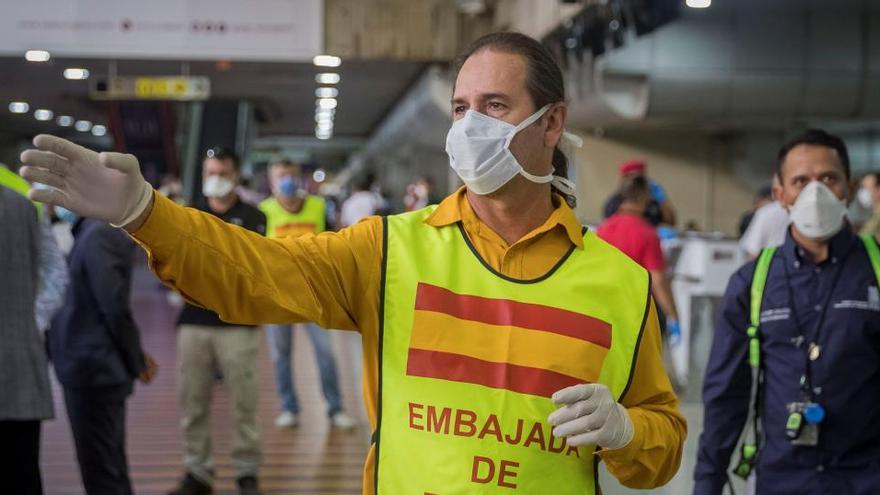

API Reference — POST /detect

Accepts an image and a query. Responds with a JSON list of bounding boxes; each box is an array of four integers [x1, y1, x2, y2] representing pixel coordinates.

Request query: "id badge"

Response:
[[787, 401, 821, 447], [792, 423, 820, 446]]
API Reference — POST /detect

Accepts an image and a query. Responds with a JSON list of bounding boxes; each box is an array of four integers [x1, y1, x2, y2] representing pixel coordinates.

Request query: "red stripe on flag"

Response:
[[414, 283, 611, 348], [406, 348, 583, 398]]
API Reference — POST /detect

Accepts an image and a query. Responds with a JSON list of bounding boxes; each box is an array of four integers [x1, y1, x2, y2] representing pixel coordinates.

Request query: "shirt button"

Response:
[[815, 268, 822, 274], [816, 465, 825, 473], [814, 304, 822, 311]]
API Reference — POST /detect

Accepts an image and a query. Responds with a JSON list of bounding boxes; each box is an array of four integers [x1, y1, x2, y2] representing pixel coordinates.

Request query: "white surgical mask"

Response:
[[857, 187, 873, 209], [445, 104, 577, 196], [202, 175, 235, 198], [788, 181, 847, 241]]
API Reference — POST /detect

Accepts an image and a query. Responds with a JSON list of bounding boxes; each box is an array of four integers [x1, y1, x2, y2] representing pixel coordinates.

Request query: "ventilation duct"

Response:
[[566, 1, 880, 130]]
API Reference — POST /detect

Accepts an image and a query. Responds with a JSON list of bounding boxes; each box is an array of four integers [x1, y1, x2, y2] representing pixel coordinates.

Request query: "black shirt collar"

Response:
[[781, 222, 857, 268]]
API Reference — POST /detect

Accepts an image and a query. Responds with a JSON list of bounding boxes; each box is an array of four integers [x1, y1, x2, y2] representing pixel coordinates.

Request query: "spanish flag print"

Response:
[[406, 283, 612, 398]]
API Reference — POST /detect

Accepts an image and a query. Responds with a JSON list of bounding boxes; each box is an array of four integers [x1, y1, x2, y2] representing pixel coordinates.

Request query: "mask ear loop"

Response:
[[503, 104, 553, 148], [506, 104, 555, 184], [554, 130, 583, 202]]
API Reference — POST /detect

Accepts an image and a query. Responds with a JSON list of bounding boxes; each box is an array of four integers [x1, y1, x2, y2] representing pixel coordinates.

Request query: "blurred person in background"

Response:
[[603, 160, 676, 227], [339, 173, 383, 228], [259, 159, 355, 430], [738, 185, 774, 237], [236, 175, 266, 207], [739, 175, 790, 259], [858, 172, 880, 238], [169, 148, 265, 495], [403, 175, 438, 211], [598, 176, 681, 345], [0, 170, 68, 495], [696, 129, 880, 494], [158, 175, 184, 205], [49, 204, 157, 495]]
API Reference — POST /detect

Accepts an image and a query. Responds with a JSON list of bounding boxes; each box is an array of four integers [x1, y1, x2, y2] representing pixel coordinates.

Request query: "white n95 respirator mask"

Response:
[[445, 104, 577, 196], [788, 180, 847, 241], [202, 175, 235, 198]]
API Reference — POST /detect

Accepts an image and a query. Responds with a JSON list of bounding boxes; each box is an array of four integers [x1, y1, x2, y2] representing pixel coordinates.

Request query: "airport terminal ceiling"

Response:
[[0, 57, 427, 142]]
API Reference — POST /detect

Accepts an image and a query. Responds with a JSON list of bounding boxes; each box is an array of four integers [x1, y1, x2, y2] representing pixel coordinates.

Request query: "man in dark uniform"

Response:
[[696, 129, 880, 494]]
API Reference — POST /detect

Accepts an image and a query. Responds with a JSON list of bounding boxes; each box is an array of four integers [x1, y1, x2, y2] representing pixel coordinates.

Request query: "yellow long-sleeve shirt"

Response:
[[131, 187, 686, 492]]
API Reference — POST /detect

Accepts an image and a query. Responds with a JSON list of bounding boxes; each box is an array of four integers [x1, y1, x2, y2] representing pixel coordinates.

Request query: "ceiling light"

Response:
[[315, 87, 339, 98], [25, 50, 51, 62], [56, 115, 74, 127], [313, 55, 342, 68], [317, 98, 338, 110], [456, 0, 486, 15], [686, 0, 711, 8], [34, 109, 53, 121], [315, 73, 340, 85], [8, 102, 29, 114], [74, 120, 92, 132], [91, 125, 107, 136], [63, 68, 90, 80], [313, 169, 327, 182]]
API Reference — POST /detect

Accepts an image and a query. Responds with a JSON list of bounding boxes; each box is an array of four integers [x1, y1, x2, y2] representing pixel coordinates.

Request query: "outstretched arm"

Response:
[[20, 135, 383, 330]]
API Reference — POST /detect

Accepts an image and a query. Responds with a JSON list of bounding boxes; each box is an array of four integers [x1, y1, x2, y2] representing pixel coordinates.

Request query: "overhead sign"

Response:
[[91, 76, 211, 101], [0, 0, 322, 61]]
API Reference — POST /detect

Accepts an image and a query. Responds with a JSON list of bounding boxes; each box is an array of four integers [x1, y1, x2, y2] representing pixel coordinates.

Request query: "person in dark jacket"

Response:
[[50, 210, 158, 495], [695, 129, 880, 494]]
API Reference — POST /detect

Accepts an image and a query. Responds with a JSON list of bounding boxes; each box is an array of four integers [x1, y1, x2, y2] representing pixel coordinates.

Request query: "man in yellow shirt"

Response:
[[21, 32, 685, 494], [258, 159, 355, 430]]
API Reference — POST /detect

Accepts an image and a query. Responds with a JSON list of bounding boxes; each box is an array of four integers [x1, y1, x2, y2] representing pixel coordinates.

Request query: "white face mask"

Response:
[[857, 187, 873, 209], [788, 181, 847, 241], [202, 175, 235, 198], [445, 104, 577, 196]]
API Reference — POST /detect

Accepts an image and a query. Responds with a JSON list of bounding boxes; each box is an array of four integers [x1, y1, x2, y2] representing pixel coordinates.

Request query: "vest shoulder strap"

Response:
[[750, 247, 777, 328], [862, 234, 880, 285], [746, 246, 777, 368]]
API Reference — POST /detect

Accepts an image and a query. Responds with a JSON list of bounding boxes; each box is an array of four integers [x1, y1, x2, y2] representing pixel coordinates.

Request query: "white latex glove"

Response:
[[19, 134, 153, 228], [548, 383, 634, 450]]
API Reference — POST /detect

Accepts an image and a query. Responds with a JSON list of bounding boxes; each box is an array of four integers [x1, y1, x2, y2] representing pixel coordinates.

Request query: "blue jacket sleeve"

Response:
[[693, 262, 755, 495], [84, 226, 144, 379]]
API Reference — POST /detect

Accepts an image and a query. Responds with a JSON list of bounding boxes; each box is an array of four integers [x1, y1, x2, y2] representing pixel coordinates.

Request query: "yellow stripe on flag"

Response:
[[410, 310, 607, 384]]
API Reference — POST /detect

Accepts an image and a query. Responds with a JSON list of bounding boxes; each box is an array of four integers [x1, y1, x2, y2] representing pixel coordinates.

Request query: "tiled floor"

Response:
[[41, 269, 370, 495], [40, 267, 726, 494]]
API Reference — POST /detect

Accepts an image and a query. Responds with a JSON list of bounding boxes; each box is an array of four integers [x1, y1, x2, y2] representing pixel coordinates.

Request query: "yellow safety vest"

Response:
[[375, 206, 650, 494], [0, 165, 40, 215], [259, 195, 326, 239]]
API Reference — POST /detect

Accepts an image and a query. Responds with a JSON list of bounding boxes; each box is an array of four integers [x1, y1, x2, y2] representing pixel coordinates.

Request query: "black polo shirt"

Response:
[[177, 197, 267, 328]]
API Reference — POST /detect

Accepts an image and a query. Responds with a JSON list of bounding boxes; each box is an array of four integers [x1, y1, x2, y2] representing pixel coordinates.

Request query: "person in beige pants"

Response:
[[168, 148, 266, 495]]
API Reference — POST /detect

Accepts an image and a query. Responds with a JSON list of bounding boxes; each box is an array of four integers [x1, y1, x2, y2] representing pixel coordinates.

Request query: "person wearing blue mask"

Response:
[[49, 204, 158, 495], [696, 129, 880, 494], [258, 159, 355, 431]]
